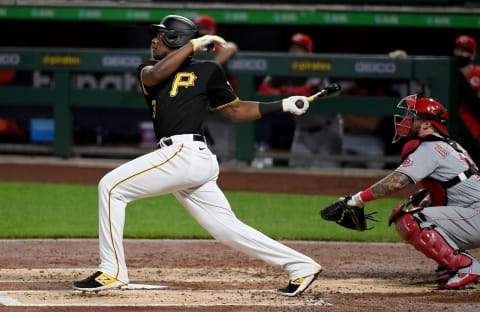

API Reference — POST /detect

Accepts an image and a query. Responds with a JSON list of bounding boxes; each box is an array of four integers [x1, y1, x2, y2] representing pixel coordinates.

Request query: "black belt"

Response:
[[156, 134, 205, 149]]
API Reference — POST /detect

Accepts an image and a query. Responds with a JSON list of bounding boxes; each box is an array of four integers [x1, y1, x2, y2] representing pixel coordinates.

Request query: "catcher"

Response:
[[321, 94, 480, 289]]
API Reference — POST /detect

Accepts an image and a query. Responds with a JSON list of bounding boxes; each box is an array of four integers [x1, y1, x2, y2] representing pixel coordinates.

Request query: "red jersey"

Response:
[[465, 65, 480, 93], [459, 64, 480, 139]]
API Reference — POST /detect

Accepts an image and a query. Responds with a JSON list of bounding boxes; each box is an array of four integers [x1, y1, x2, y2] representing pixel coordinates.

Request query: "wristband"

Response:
[[359, 188, 375, 202], [258, 101, 283, 116]]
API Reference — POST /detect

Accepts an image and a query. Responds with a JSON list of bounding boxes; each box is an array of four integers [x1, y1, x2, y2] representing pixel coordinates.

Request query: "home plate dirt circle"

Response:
[[0, 267, 440, 307], [1, 159, 480, 311], [1, 239, 480, 311]]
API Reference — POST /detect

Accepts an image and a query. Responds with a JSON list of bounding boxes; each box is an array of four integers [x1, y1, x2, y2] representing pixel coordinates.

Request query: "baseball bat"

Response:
[[295, 82, 342, 108]]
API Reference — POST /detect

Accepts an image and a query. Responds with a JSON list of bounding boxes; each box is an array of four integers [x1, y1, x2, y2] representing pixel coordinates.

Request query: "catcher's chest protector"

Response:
[[419, 178, 447, 206]]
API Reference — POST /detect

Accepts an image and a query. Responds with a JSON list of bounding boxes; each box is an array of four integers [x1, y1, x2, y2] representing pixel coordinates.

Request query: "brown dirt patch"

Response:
[[0, 156, 478, 311]]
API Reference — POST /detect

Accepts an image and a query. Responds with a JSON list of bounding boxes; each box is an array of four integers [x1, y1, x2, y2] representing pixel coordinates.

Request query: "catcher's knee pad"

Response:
[[394, 213, 471, 272]]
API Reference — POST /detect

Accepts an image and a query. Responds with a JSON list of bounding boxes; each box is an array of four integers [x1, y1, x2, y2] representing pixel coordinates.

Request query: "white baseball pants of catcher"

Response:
[[96, 134, 321, 284]]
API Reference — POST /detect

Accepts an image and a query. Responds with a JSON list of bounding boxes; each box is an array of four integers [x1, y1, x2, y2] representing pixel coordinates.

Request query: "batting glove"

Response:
[[190, 35, 226, 52], [281, 96, 309, 115]]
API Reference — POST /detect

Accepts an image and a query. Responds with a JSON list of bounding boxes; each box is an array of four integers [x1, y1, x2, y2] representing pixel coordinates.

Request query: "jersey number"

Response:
[[170, 72, 197, 97]]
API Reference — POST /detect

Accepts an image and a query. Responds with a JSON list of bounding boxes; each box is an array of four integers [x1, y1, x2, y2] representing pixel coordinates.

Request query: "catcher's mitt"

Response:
[[320, 196, 378, 231]]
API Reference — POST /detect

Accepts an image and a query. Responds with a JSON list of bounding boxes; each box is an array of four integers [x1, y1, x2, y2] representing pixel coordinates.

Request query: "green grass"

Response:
[[0, 181, 403, 242]]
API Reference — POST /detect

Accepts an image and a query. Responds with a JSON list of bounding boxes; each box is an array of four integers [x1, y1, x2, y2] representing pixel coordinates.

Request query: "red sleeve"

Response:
[[421, 178, 447, 206], [400, 139, 421, 162], [258, 81, 281, 95], [279, 84, 317, 96]]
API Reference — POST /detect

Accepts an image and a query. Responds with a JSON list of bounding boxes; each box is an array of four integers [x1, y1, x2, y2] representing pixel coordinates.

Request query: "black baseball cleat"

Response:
[[73, 271, 126, 292], [277, 272, 320, 296]]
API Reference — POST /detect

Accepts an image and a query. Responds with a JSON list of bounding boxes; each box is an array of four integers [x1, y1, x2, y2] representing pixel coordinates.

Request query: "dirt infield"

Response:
[[1, 239, 480, 311], [1, 157, 479, 311]]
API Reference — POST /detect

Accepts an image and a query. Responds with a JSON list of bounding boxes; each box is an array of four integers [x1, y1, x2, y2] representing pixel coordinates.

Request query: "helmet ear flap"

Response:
[[162, 30, 181, 47], [151, 15, 199, 48]]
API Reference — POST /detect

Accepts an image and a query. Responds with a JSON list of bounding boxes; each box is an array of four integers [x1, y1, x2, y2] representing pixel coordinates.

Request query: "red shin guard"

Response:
[[394, 213, 471, 272]]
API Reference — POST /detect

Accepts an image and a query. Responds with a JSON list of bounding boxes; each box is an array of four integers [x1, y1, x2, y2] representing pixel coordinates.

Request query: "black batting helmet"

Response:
[[150, 15, 199, 48]]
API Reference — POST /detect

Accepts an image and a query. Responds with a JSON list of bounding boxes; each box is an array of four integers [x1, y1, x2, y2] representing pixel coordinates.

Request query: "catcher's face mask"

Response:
[[392, 94, 418, 143]]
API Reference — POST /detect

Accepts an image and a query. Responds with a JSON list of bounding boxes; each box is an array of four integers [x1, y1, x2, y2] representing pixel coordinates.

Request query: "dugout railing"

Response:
[[0, 47, 470, 166]]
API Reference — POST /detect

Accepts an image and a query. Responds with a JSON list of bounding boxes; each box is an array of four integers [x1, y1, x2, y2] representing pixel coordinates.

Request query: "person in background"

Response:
[[454, 35, 480, 96], [194, 15, 239, 69], [258, 33, 343, 168], [194, 14, 239, 163], [454, 35, 480, 141], [341, 79, 394, 169]]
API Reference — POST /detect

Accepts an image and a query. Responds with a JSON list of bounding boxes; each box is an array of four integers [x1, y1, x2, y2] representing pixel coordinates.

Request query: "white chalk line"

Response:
[[0, 289, 332, 307]]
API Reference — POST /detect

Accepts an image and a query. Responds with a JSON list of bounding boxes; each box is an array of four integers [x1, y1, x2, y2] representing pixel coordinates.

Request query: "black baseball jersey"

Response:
[[136, 58, 238, 140]]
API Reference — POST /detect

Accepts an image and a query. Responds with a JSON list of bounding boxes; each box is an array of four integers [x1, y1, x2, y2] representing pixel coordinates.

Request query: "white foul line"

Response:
[[0, 290, 332, 307], [0, 293, 22, 306]]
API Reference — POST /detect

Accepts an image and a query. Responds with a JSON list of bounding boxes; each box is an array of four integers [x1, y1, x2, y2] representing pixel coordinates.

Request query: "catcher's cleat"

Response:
[[277, 272, 320, 296], [434, 266, 455, 284], [438, 273, 479, 290], [435, 266, 448, 276], [73, 271, 126, 292]]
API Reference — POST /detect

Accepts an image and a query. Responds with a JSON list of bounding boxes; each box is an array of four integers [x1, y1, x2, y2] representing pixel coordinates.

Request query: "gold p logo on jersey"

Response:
[[170, 72, 197, 97]]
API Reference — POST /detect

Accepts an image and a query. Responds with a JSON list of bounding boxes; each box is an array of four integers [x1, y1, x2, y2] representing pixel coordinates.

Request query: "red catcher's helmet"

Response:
[[291, 33, 313, 52], [455, 35, 477, 54], [393, 94, 449, 143], [194, 15, 217, 35]]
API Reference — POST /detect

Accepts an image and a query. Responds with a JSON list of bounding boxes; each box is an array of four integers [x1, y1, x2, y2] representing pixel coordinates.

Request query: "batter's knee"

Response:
[[98, 171, 119, 194]]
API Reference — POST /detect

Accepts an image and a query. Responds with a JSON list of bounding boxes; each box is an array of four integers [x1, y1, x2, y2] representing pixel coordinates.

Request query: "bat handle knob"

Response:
[[295, 100, 305, 108]]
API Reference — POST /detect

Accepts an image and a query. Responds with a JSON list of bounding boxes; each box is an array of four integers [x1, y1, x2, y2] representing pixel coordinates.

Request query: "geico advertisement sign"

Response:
[[0, 53, 20, 65], [0, 54, 142, 67], [33, 71, 140, 90], [102, 55, 142, 68], [354, 61, 396, 74], [41, 54, 141, 67], [227, 58, 268, 71]]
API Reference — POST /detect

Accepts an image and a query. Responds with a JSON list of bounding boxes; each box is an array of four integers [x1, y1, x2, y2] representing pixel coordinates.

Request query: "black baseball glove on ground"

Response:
[[320, 196, 378, 231]]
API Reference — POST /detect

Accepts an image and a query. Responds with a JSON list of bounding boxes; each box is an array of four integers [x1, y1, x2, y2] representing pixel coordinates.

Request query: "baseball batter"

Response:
[[73, 15, 321, 296], [329, 94, 480, 289]]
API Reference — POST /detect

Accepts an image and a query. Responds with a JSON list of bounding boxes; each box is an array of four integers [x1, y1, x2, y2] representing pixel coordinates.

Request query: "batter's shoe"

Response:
[[73, 271, 126, 292], [438, 273, 479, 290], [277, 272, 320, 296]]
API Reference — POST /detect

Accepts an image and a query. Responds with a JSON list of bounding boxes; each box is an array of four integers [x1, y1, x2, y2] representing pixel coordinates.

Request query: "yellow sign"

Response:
[[42, 55, 80, 66], [291, 60, 331, 72]]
